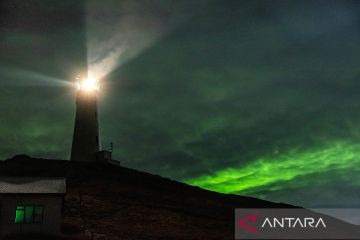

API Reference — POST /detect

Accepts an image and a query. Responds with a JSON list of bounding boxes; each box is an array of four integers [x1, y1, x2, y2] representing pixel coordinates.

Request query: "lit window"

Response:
[[15, 205, 44, 224], [25, 206, 34, 223], [15, 206, 24, 223]]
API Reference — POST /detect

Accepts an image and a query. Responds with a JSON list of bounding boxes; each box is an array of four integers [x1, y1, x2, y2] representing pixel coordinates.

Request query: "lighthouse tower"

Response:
[[70, 76, 100, 162]]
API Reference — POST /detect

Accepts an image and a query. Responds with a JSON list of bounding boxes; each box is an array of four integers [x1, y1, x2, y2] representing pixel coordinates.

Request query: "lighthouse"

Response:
[[70, 75, 100, 162]]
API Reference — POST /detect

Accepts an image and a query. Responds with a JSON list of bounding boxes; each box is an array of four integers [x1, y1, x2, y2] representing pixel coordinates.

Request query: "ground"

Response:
[[1, 155, 357, 240]]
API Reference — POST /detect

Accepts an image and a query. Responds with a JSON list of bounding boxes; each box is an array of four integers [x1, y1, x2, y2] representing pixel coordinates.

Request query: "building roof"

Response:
[[0, 177, 66, 194]]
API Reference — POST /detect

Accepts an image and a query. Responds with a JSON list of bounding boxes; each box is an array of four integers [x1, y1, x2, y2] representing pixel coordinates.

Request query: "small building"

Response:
[[0, 177, 66, 237], [95, 150, 121, 166]]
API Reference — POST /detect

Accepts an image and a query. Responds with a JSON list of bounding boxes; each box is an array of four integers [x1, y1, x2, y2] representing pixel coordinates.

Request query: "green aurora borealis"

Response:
[[1, 0, 360, 207], [187, 141, 360, 194]]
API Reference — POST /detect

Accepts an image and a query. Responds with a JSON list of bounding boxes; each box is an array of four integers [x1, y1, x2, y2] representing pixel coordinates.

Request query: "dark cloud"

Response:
[[1, 0, 360, 207]]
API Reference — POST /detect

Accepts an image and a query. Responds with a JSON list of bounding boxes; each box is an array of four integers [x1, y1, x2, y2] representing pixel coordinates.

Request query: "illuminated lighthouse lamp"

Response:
[[76, 75, 99, 92]]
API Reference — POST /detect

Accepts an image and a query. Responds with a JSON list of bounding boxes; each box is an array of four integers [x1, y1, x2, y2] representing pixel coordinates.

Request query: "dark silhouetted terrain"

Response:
[[1, 155, 359, 240]]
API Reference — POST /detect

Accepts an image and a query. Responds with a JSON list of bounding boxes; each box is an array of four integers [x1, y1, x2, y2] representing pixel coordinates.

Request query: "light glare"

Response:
[[76, 77, 99, 92]]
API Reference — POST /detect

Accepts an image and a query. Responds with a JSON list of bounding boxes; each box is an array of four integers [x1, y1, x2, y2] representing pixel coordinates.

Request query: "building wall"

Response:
[[71, 90, 100, 162], [0, 194, 63, 236]]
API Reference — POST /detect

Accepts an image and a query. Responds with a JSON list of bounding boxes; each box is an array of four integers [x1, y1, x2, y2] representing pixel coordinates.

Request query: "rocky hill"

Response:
[[0, 155, 358, 240]]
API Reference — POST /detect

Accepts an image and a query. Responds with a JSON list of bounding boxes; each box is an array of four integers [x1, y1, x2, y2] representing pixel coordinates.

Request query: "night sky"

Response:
[[1, 0, 360, 208]]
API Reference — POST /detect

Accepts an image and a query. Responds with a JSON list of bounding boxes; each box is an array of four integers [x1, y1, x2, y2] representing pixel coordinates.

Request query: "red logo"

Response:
[[237, 213, 258, 234]]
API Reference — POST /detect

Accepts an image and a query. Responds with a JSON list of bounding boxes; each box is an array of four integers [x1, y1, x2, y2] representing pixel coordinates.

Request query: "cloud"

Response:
[[1, 0, 360, 208]]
